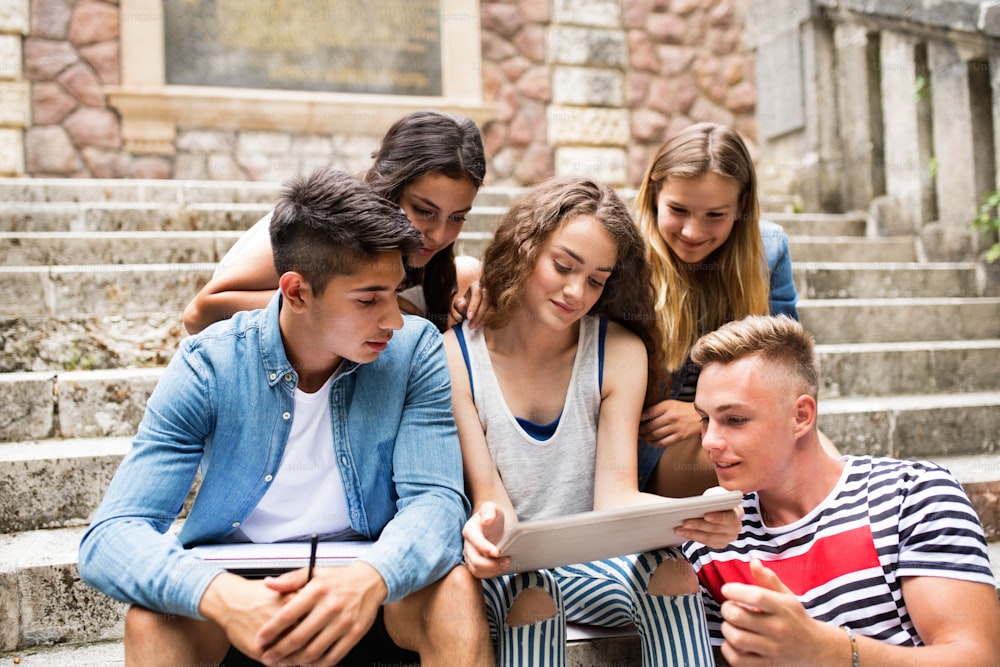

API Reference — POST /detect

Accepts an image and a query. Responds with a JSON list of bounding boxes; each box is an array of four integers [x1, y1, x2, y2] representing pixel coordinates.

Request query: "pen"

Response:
[[307, 533, 318, 582]]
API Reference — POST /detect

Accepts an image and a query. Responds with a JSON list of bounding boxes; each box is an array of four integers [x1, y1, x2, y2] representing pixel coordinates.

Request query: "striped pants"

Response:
[[481, 548, 713, 666]]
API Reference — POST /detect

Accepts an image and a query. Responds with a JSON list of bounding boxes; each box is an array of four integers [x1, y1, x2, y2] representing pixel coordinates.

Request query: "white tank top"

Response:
[[458, 316, 603, 520]]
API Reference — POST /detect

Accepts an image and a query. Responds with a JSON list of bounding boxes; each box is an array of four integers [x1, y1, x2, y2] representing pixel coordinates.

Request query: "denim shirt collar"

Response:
[[258, 291, 360, 387]]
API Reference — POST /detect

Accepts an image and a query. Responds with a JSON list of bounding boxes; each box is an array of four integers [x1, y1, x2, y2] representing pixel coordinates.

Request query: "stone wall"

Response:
[[11, 0, 757, 187]]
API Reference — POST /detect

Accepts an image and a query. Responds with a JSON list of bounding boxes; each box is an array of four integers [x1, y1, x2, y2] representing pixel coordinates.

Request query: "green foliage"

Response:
[[62, 341, 96, 371], [973, 190, 1000, 263]]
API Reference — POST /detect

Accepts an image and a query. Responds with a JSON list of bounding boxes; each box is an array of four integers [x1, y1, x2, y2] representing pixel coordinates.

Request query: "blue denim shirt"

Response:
[[79, 294, 470, 618]]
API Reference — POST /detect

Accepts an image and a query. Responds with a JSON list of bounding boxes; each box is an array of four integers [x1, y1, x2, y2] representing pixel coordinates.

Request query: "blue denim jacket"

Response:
[[760, 219, 798, 321], [79, 294, 470, 618]]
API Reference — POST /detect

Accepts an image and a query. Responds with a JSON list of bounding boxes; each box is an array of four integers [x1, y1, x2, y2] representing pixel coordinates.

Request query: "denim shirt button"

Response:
[[340, 456, 349, 466], [231, 521, 240, 528], [284, 373, 293, 382], [282, 412, 291, 420], [264, 474, 273, 482], [269, 372, 277, 381]]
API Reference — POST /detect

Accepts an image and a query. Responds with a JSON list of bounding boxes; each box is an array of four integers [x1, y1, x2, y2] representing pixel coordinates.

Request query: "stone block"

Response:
[[0, 372, 54, 442], [547, 25, 626, 67], [0, 438, 128, 531], [892, 400, 1000, 459], [0, 33, 20, 81], [796, 263, 977, 299], [552, 0, 621, 29], [816, 409, 893, 457], [552, 66, 623, 107], [799, 297, 1000, 344], [755, 28, 804, 139], [0, 568, 16, 650], [554, 146, 627, 186], [44, 264, 215, 318], [547, 105, 630, 146], [0, 0, 28, 34], [57, 369, 161, 438], [0, 126, 22, 175], [18, 563, 126, 647]]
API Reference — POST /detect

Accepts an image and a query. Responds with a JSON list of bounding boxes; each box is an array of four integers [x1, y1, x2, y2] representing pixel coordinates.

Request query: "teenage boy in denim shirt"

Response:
[[79, 167, 492, 667]]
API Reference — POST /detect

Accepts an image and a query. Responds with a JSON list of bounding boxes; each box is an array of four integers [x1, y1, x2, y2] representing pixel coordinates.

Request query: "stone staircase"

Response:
[[1, 178, 999, 664]]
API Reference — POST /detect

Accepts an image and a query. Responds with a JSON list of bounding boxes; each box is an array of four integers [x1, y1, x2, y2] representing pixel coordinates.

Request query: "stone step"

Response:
[[0, 264, 214, 318], [4, 337, 999, 443], [0, 178, 799, 213], [0, 313, 184, 374], [0, 231, 243, 266], [0, 368, 162, 443], [799, 297, 1000, 343], [0, 437, 131, 533], [817, 339, 1000, 397], [931, 453, 1000, 542], [0, 177, 282, 204], [796, 262, 983, 299], [2, 230, 914, 268], [5, 385, 998, 530], [789, 236, 916, 262], [5, 262, 987, 321], [0, 525, 128, 652], [818, 391, 1000, 459], [1, 521, 996, 657], [1, 199, 868, 237], [0, 523, 639, 662]]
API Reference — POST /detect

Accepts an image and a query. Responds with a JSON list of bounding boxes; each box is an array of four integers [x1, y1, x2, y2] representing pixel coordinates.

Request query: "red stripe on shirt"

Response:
[[699, 524, 880, 601]]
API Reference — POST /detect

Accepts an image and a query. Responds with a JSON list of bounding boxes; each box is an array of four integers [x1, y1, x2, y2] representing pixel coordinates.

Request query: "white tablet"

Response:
[[496, 490, 744, 573]]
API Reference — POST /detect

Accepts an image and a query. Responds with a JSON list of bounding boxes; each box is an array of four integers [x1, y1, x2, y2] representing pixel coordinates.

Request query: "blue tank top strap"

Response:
[[452, 323, 475, 401], [598, 316, 608, 391]]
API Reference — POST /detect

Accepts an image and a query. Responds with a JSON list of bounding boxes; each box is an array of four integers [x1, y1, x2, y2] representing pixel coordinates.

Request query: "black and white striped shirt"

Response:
[[682, 456, 995, 646]]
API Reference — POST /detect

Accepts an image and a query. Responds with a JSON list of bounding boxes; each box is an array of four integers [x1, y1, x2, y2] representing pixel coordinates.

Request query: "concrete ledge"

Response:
[[932, 453, 1000, 540], [0, 313, 184, 374], [795, 262, 979, 299], [817, 339, 1000, 397], [0, 231, 243, 266], [0, 264, 215, 317], [799, 297, 1000, 344], [0, 438, 131, 533], [765, 212, 867, 237], [819, 391, 1000, 458]]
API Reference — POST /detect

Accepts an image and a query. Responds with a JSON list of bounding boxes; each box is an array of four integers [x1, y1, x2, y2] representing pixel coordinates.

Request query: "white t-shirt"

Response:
[[234, 369, 355, 543]]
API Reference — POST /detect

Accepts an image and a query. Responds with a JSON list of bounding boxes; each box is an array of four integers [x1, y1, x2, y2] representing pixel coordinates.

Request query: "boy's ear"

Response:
[[792, 394, 817, 437], [279, 272, 310, 312]]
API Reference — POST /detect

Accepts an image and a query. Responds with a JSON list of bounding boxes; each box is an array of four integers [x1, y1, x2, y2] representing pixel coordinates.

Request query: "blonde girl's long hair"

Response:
[[633, 123, 770, 378]]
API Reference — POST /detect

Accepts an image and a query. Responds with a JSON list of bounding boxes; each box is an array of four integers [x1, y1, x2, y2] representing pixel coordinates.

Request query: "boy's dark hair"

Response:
[[270, 168, 422, 293]]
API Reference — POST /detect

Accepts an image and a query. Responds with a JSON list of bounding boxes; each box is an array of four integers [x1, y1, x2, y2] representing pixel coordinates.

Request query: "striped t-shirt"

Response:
[[682, 456, 995, 646]]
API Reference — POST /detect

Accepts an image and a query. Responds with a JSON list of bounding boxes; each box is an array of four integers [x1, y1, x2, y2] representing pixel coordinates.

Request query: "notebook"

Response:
[[188, 540, 374, 575], [496, 490, 744, 573]]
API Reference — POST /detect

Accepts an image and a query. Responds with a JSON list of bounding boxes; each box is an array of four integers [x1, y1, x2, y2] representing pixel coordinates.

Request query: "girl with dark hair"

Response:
[[183, 109, 488, 334]]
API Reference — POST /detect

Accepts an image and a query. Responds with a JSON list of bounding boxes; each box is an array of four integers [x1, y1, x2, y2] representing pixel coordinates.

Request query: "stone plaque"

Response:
[[164, 0, 443, 96]]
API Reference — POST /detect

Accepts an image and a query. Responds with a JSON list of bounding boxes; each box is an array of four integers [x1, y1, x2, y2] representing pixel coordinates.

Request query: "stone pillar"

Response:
[[878, 31, 935, 235], [747, 0, 842, 212], [548, 0, 629, 186], [926, 41, 981, 260], [0, 0, 28, 175], [833, 22, 883, 212]]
